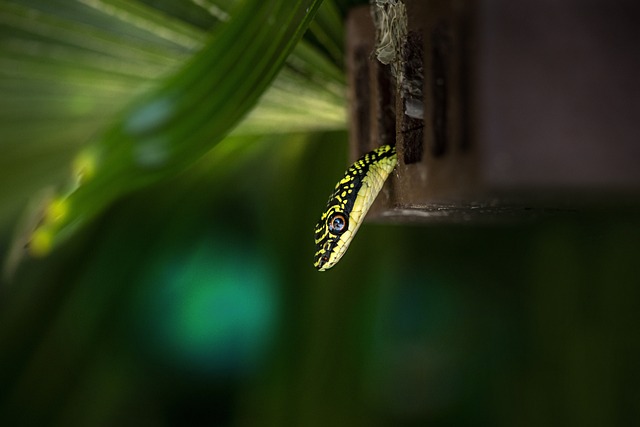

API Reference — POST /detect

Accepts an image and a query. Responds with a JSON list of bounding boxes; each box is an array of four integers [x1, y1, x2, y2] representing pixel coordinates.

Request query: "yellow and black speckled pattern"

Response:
[[314, 144, 397, 271]]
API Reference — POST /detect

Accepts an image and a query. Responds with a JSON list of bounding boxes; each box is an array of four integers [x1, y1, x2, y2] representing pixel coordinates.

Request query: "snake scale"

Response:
[[313, 144, 397, 271]]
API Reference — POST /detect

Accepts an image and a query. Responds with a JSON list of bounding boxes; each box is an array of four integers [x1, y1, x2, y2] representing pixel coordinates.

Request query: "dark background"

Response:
[[1, 0, 639, 426], [2, 133, 638, 426]]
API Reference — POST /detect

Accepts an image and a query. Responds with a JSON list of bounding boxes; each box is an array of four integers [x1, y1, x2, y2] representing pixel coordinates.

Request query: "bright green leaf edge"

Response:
[[27, 0, 325, 257]]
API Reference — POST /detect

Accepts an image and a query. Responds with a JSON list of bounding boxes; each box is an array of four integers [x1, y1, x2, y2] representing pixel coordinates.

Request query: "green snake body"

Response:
[[314, 145, 397, 271]]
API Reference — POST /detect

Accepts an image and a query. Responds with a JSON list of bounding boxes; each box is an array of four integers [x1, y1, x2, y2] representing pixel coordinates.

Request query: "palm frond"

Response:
[[0, 0, 346, 258]]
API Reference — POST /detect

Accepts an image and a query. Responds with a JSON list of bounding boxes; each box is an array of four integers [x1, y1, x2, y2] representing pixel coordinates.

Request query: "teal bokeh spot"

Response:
[[132, 235, 279, 378], [125, 96, 175, 135]]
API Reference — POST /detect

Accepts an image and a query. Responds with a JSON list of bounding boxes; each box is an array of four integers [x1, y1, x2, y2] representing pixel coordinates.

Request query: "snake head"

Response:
[[314, 210, 353, 271], [313, 145, 397, 271]]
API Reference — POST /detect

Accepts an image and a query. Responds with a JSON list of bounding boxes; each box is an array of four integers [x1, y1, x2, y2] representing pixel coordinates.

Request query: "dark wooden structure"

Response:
[[347, 0, 640, 223]]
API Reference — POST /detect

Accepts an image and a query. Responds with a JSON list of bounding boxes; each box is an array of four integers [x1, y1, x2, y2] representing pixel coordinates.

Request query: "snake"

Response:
[[313, 144, 397, 271]]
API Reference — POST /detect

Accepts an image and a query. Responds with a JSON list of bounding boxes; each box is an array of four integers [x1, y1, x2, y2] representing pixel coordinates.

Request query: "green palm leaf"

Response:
[[0, 0, 345, 259]]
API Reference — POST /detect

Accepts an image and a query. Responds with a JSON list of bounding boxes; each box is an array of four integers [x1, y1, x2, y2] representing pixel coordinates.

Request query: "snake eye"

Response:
[[328, 213, 348, 234]]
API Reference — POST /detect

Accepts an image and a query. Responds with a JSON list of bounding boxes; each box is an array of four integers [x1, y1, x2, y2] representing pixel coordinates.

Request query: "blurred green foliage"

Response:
[[1, 1, 639, 426]]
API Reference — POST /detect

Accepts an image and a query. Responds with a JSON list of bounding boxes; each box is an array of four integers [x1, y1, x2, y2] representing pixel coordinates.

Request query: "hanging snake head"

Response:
[[313, 145, 397, 271], [314, 198, 356, 271]]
